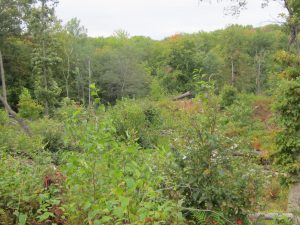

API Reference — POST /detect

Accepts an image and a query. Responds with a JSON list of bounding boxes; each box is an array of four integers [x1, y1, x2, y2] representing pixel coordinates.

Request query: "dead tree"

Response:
[[173, 91, 193, 101]]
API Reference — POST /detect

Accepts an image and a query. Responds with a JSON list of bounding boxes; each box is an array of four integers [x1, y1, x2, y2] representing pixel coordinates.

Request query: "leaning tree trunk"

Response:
[[0, 95, 32, 136], [0, 50, 31, 136]]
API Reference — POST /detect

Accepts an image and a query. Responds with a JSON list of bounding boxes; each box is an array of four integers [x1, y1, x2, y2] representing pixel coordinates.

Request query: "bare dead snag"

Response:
[[173, 91, 193, 101]]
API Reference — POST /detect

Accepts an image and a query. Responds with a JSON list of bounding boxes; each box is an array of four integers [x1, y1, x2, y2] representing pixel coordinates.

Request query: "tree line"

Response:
[[0, 0, 293, 114]]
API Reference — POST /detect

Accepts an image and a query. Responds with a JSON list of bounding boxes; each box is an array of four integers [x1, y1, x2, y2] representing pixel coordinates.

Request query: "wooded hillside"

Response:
[[1, 0, 300, 225]]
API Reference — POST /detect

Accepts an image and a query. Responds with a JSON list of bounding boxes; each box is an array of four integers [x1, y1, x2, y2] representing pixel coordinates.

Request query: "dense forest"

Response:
[[1, 0, 300, 224]]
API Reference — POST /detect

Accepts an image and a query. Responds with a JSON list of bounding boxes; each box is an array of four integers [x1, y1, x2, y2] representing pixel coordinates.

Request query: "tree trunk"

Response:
[[88, 59, 91, 106], [120, 63, 128, 98], [66, 55, 70, 98], [76, 67, 85, 105], [283, 0, 300, 55], [296, 27, 300, 55], [231, 59, 235, 86], [0, 51, 31, 136], [173, 91, 193, 101], [0, 95, 32, 136], [256, 58, 261, 94], [0, 50, 7, 104], [41, 0, 49, 115]]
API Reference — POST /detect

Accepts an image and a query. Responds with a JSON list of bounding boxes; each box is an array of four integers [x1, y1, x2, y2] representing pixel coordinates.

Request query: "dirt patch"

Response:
[[174, 100, 203, 113], [252, 97, 274, 129]]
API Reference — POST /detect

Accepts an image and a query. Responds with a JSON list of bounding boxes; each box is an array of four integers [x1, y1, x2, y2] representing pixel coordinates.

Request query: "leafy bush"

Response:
[[60, 110, 186, 224], [0, 154, 50, 224], [164, 89, 264, 222], [150, 78, 166, 100], [30, 118, 66, 153], [0, 109, 9, 125], [18, 88, 44, 120], [110, 99, 162, 148], [222, 94, 254, 128], [54, 97, 85, 121], [274, 215, 294, 225], [220, 85, 238, 108], [0, 125, 44, 160], [274, 78, 300, 184], [168, 118, 264, 221]]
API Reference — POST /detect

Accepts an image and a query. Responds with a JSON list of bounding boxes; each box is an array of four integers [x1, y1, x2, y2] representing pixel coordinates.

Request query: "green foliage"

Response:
[[0, 124, 45, 160], [0, 1, 296, 224], [164, 81, 264, 221], [274, 78, 300, 184], [55, 97, 86, 121], [61, 109, 185, 224], [34, 75, 62, 113], [193, 211, 226, 225], [18, 88, 44, 120], [0, 109, 9, 125], [275, 51, 300, 79], [150, 77, 166, 100], [224, 94, 254, 127], [220, 85, 238, 108], [0, 154, 50, 224], [30, 117, 66, 153], [36, 186, 64, 224], [110, 99, 162, 148], [169, 117, 264, 219], [99, 45, 151, 102], [166, 37, 201, 92], [273, 48, 300, 184], [273, 215, 294, 225]]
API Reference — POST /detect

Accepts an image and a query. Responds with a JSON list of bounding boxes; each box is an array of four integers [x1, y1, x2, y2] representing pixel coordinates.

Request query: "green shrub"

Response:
[[0, 125, 45, 160], [168, 118, 264, 221], [0, 155, 50, 224], [30, 118, 66, 153], [225, 94, 254, 127], [274, 215, 294, 225], [274, 78, 300, 184], [55, 97, 86, 122], [0, 110, 9, 125], [164, 91, 264, 222], [220, 85, 238, 108], [110, 99, 162, 148], [150, 78, 166, 100], [60, 110, 186, 224], [18, 88, 44, 120]]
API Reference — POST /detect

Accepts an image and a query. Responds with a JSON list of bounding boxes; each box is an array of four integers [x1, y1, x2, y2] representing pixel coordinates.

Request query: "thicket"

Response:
[[1, 89, 273, 224], [1, 0, 300, 224]]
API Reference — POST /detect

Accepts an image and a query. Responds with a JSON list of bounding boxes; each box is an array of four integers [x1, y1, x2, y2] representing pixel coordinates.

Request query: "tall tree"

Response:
[[220, 25, 254, 90], [28, 0, 61, 115], [0, 0, 34, 105], [98, 45, 150, 102]]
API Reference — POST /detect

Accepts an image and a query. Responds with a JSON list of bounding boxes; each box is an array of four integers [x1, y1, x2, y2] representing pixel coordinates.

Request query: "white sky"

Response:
[[56, 0, 285, 40]]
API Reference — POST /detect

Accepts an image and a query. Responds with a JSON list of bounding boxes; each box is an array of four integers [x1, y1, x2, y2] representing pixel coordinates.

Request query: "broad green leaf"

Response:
[[18, 213, 27, 225]]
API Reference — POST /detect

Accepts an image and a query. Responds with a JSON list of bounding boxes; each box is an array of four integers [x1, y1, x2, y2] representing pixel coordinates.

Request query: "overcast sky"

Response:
[[56, 0, 285, 40]]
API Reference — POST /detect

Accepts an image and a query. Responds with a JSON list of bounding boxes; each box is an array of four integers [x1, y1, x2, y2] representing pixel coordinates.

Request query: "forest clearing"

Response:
[[1, 0, 300, 224]]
